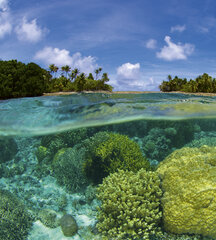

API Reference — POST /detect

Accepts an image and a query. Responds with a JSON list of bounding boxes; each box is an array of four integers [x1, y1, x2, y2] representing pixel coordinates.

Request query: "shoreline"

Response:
[[43, 91, 216, 97]]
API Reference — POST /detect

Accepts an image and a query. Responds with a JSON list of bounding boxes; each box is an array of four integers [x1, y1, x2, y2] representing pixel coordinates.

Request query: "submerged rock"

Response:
[[60, 214, 78, 237]]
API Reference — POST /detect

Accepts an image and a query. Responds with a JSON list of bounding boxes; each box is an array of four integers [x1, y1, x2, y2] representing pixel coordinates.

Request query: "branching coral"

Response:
[[36, 128, 88, 162], [52, 145, 88, 192], [0, 189, 33, 240], [83, 131, 150, 184], [96, 169, 162, 240], [142, 128, 174, 162]]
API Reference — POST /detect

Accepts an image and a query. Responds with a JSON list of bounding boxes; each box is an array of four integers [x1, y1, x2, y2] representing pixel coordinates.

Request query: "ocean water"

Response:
[[0, 92, 216, 240]]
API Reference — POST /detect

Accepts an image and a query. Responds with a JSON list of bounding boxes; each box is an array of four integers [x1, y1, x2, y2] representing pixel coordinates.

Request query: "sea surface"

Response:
[[0, 92, 216, 240]]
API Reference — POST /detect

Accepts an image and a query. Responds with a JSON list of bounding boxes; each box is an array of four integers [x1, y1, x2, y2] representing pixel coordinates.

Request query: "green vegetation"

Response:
[[97, 169, 162, 240], [0, 60, 113, 99], [159, 73, 216, 93], [48, 64, 113, 93], [0, 60, 51, 99]]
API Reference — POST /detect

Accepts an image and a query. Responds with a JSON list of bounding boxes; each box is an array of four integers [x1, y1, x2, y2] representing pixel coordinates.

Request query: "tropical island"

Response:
[[0, 59, 113, 99], [1, 59, 216, 99], [159, 73, 216, 93]]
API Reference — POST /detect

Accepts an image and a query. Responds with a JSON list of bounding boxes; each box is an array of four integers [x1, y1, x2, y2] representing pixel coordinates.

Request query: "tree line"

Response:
[[48, 64, 113, 93], [159, 73, 216, 93], [0, 60, 113, 99]]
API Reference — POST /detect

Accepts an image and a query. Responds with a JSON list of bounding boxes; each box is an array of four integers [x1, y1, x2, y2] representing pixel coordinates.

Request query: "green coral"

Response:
[[52, 146, 88, 192], [38, 209, 59, 229], [186, 136, 216, 148], [37, 128, 88, 162], [0, 189, 33, 240], [0, 138, 18, 163], [142, 128, 175, 163], [157, 146, 216, 238], [96, 169, 162, 240], [35, 146, 49, 163], [83, 131, 150, 184]]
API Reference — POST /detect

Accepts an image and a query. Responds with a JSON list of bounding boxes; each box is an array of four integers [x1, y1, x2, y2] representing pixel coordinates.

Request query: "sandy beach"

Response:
[[43, 91, 216, 97]]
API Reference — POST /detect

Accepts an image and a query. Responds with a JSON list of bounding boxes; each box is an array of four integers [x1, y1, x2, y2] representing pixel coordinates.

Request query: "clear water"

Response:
[[0, 93, 216, 240]]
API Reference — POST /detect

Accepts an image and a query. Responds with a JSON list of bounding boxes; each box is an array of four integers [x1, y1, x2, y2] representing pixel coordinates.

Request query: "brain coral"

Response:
[[97, 169, 162, 240], [156, 145, 216, 238]]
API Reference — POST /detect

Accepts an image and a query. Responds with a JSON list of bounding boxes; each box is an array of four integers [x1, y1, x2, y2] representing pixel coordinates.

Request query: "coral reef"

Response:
[[60, 214, 78, 237], [0, 138, 18, 163], [0, 189, 33, 240], [36, 128, 88, 162], [96, 169, 162, 240], [142, 127, 176, 163], [83, 131, 150, 184], [157, 146, 216, 238], [38, 209, 59, 228], [52, 146, 88, 192]]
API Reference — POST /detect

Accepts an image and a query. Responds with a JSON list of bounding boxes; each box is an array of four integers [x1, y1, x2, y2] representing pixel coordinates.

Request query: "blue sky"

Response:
[[1, 0, 216, 90]]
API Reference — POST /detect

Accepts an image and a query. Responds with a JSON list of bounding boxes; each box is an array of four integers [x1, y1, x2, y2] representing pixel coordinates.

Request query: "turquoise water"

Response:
[[0, 93, 216, 240]]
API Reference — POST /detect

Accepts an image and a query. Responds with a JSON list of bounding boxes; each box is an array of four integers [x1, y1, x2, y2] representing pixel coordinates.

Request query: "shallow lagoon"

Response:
[[0, 93, 216, 240]]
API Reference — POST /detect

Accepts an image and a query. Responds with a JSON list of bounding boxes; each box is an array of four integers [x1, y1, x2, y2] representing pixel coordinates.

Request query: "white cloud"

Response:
[[117, 62, 140, 80], [34, 47, 97, 74], [0, 0, 8, 11], [0, 12, 11, 38], [156, 36, 194, 61], [170, 25, 186, 33], [0, 0, 12, 38], [146, 39, 157, 49], [15, 17, 46, 43], [113, 62, 154, 91]]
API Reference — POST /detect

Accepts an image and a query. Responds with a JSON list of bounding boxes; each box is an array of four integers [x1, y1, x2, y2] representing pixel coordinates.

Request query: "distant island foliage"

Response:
[[159, 73, 216, 93], [1, 59, 216, 99], [0, 60, 113, 99]]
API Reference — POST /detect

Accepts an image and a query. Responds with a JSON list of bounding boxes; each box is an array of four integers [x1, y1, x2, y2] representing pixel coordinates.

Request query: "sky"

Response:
[[1, 0, 216, 91]]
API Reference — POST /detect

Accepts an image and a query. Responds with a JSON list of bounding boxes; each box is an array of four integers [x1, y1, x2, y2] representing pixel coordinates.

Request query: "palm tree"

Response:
[[64, 65, 71, 79], [70, 68, 80, 81], [49, 64, 59, 77], [101, 73, 109, 83], [167, 75, 172, 81], [76, 72, 86, 92], [95, 67, 102, 80], [61, 66, 66, 77]]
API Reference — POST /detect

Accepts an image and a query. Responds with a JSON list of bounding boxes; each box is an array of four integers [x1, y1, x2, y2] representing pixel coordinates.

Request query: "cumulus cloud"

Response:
[[0, 0, 12, 38], [170, 25, 186, 33], [34, 46, 97, 74], [146, 39, 157, 49], [156, 36, 194, 61], [117, 62, 140, 80], [113, 62, 150, 91], [15, 17, 46, 43]]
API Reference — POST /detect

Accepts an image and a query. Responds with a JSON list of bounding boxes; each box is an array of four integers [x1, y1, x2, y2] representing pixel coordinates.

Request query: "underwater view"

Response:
[[1, 92, 216, 240]]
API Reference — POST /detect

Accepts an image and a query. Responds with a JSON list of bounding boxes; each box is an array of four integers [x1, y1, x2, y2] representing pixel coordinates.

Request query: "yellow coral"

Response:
[[97, 169, 162, 240], [157, 145, 216, 238]]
